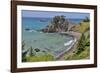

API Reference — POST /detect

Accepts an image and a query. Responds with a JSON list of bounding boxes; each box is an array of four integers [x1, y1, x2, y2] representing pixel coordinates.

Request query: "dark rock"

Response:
[[25, 28, 30, 31], [35, 48, 40, 52]]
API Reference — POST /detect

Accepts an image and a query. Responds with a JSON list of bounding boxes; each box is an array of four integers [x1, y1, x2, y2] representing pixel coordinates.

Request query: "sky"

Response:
[[22, 10, 90, 19]]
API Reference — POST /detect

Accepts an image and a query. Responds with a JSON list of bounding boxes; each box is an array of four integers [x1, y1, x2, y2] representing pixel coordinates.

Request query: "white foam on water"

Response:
[[64, 40, 73, 46], [55, 38, 77, 58]]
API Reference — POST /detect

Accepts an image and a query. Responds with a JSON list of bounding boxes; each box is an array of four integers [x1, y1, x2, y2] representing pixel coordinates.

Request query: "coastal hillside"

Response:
[[59, 20, 90, 60], [70, 21, 89, 33]]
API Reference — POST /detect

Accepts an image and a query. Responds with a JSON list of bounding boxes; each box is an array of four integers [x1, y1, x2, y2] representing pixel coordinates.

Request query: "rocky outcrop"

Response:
[[42, 15, 70, 33]]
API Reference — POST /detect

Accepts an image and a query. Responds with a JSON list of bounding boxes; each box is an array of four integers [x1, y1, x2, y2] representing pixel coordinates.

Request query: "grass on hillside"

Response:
[[66, 46, 90, 60], [71, 22, 89, 33], [64, 21, 90, 60], [24, 54, 54, 62]]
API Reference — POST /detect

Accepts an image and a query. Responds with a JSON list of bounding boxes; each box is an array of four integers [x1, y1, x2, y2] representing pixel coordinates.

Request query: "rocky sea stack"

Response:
[[41, 15, 69, 33]]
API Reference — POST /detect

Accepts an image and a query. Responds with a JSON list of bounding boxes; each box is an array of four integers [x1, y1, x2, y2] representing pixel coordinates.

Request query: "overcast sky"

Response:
[[22, 10, 90, 19]]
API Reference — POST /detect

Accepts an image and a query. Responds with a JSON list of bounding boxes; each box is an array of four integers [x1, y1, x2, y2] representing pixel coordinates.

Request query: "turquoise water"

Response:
[[23, 31, 73, 57], [22, 18, 81, 57], [22, 18, 50, 30]]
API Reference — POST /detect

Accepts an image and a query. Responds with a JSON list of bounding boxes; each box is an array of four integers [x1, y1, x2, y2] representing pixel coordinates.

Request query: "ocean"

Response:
[[22, 17, 83, 30], [22, 17, 83, 57]]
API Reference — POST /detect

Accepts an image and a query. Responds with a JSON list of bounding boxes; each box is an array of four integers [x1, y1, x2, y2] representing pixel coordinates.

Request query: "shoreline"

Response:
[[56, 31, 81, 60], [55, 36, 77, 59]]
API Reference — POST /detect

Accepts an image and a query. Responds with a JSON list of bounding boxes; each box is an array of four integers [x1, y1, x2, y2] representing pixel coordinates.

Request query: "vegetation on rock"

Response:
[[42, 15, 69, 33]]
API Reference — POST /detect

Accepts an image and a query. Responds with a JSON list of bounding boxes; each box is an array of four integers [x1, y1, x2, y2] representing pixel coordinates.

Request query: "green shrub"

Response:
[[25, 54, 54, 62], [83, 17, 90, 22], [76, 33, 86, 54]]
